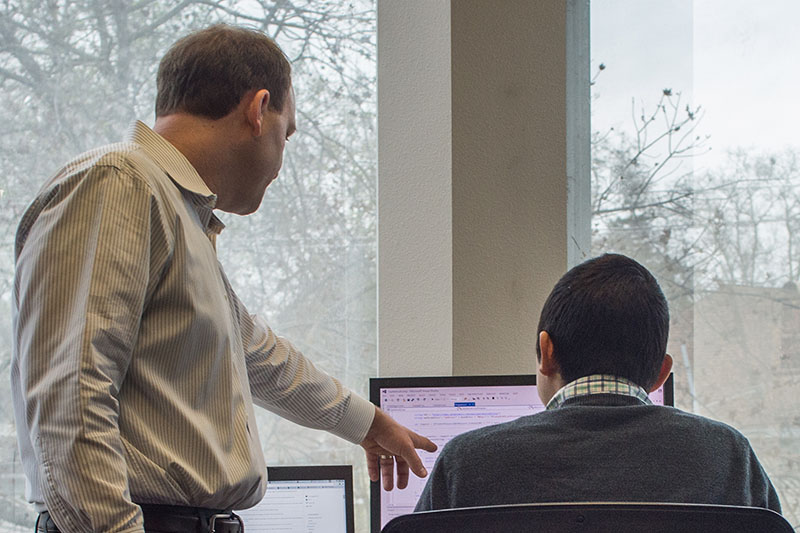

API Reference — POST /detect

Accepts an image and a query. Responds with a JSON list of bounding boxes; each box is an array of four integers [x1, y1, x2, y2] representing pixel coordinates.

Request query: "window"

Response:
[[592, 0, 799, 525], [0, 1, 376, 531]]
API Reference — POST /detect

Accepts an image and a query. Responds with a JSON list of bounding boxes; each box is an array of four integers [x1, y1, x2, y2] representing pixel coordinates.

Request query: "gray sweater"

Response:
[[415, 395, 781, 513]]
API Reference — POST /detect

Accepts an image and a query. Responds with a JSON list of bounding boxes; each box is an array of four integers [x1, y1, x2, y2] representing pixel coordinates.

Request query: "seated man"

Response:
[[415, 253, 781, 513]]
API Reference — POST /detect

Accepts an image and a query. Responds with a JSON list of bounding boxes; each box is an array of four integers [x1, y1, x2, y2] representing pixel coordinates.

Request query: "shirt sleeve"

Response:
[[13, 161, 165, 533], [238, 309, 375, 445]]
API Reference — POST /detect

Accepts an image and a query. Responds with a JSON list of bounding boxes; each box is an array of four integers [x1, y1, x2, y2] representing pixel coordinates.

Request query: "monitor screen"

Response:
[[369, 374, 674, 532], [237, 465, 354, 533]]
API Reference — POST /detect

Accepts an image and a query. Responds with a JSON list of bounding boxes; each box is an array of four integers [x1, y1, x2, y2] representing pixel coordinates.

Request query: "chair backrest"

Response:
[[380, 502, 794, 533]]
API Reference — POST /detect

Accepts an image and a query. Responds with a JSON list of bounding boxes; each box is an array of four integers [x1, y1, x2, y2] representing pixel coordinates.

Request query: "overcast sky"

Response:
[[591, 0, 800, 170]]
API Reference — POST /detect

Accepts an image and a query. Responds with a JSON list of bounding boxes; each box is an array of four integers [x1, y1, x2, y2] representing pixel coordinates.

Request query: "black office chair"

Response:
[[380, 502, 794, 533]]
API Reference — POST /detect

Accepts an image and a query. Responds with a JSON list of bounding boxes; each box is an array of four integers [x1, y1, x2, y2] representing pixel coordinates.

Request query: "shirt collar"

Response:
[[546, 374, 652, 410], [126, 120, 224, 235]]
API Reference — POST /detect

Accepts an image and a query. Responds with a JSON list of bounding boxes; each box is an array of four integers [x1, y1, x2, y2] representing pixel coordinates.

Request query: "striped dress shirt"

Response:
[[11, 121, 375, 533]]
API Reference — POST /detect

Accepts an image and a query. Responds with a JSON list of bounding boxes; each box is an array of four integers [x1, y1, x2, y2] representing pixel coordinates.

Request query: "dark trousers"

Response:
[[36, 506, 244, 533]]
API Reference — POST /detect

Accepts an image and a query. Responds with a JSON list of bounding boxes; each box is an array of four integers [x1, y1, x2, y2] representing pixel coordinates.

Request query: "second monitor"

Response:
[[369, 373, 674, 532]]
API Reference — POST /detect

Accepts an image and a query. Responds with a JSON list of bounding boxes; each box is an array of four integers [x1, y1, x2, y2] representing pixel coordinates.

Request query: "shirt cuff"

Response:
[[328, 393, 376, 444]]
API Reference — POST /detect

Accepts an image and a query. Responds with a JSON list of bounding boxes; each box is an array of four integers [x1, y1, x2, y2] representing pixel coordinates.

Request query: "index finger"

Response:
[[415, 433, 437, 454], [397, 432, 438, 480]]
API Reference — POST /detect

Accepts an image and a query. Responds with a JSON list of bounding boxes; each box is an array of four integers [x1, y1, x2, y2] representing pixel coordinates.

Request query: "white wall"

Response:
[[378, 0, 589, 377]]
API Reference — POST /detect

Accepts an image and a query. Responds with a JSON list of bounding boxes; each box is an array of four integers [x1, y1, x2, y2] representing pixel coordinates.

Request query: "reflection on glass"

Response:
[[592, 1, 800, 527], [0, 2, 376, 531]]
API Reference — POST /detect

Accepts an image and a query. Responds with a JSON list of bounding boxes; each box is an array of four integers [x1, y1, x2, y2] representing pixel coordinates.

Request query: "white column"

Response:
[[378, 0, 590, 377], [377, 0, 453, 377]]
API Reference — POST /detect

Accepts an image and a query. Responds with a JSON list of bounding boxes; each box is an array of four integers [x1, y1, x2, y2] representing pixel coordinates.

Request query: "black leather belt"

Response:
[[35, 512, 58, 533], [37, 505, 244, 533], [142, 504, 244, 533]]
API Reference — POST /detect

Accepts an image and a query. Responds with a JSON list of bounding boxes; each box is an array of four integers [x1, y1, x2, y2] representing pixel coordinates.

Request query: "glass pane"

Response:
[[0, 1, 376, 531], [592, 0, 799, 526]]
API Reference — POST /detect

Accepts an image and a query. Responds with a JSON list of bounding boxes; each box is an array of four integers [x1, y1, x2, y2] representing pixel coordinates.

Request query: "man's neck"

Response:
[[153, 113, 235, 200]]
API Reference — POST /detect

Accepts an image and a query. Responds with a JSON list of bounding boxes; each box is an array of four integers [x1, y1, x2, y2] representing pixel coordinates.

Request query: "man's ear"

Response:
[[648, 353, 674, 393], [245, 89, 271, 136], [538, 331, 559, 376]]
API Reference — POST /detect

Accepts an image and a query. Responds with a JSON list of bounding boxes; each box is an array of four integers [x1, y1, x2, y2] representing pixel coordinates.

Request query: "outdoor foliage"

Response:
[[592, 82, 800, 524], [0, 0, 376, 529]]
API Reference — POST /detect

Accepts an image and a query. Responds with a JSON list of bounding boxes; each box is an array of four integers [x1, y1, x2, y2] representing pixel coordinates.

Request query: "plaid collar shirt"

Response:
[[546, 374, 652, 410]]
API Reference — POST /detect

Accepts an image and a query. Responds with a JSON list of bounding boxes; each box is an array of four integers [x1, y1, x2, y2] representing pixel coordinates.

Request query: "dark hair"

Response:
[[155, 24, 291, 119], [536, 253, 669, 389]]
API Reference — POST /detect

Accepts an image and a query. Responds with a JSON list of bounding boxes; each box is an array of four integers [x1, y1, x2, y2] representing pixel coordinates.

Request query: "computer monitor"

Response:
[[237, 465, 355, 533], [369, 373, 674, 532]]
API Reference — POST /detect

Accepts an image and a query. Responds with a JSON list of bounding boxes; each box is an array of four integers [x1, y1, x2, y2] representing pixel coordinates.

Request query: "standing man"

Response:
[[12, 24, 435, 533]]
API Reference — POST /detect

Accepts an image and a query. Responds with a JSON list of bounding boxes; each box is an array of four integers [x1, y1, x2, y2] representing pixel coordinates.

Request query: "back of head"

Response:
[[536, 253, 669, 390], [156, 24, 291, 119]]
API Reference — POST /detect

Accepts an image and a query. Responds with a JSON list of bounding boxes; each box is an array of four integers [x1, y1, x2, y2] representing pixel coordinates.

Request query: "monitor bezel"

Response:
[[662, 373, 675, 406], [369, 374, 538, 533], [265, 464, 355, 533]]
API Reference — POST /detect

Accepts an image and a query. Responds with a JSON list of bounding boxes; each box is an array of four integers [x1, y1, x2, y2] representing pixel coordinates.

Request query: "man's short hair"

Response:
[[156, 24, 292, 119], [536, 253, 669, 389]]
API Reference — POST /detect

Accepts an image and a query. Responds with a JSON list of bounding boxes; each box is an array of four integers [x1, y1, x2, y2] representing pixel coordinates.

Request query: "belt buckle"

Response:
[[209, 512, 243, 533]]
